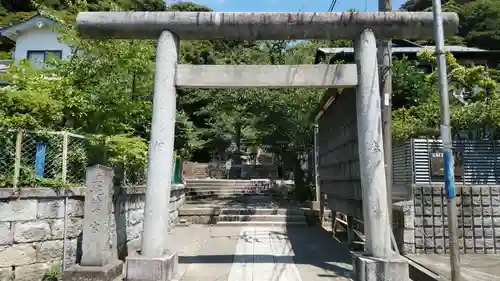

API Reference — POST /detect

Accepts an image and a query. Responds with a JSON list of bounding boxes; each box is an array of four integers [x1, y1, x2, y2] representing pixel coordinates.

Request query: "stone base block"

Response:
[[310, 200, 321, 211], [63, 259, 123, 281], [125, 251, 178, 281], [352, 252, 409, 281]]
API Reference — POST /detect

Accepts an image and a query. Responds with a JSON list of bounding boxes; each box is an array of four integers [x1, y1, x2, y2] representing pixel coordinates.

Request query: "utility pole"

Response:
[[431, 0, 461, 280], [378, 0, 393, 230], [314, 124, 320, 202]]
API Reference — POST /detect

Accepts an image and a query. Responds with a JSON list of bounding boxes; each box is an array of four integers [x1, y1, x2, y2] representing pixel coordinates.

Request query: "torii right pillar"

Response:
[[352, 28, 408, 281]]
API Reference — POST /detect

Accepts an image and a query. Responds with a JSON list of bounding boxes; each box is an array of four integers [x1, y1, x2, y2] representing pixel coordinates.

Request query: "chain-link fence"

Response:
[[0, 130, 183, 188], [118, 157, 183, 186], [0, 131, 16, 187], [0, 130, 96, 187]]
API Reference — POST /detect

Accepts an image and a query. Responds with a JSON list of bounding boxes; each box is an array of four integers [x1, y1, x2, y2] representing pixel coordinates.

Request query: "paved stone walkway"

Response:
[[170, 225, 353, 281], [407, 253, 500, 281]]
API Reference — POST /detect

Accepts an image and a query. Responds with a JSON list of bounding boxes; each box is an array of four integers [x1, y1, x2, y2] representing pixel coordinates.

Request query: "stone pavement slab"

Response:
[[167, 225, 353, 281], [407, 254, 500, 281]]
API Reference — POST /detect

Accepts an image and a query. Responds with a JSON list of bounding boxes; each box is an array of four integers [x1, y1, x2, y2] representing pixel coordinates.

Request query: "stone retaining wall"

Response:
[[0, 184, 185, 281], [318, 88, 364, 220], [393, 184, 500, 254]]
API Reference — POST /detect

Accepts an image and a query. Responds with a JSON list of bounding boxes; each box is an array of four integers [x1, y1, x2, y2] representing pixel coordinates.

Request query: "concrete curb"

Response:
[[404, 256, 446, 281]]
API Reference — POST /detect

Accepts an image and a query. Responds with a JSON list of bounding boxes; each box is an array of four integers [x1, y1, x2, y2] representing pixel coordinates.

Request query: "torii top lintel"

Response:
[[76, 12, 459, 40]]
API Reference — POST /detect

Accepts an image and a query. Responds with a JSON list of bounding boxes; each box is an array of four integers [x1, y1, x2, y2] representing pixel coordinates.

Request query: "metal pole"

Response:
[[60, 131, 69, 271], [61, 192, 68, 272], [431, 0, 461, 279], [378, 0, 393, 237], [313, 124, 320, 201]]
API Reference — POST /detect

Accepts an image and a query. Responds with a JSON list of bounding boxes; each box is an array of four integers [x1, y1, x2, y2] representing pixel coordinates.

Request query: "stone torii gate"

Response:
[[76, 11, 458, 281]]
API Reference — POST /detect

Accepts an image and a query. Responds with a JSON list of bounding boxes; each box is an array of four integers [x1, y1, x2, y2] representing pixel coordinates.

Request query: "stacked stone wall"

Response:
[[318, 89, 363, 220], [0, 184, 185, 281]]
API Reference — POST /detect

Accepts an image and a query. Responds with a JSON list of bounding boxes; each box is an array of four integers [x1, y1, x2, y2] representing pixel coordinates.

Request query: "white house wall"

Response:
[[13, 28, 72, 61]]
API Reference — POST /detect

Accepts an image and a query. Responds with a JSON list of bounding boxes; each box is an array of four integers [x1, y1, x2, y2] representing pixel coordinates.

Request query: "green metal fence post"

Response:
[[171, 155, 182, 184]]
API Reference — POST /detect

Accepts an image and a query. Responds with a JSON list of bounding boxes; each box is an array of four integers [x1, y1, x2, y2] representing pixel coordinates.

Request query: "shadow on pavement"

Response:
[[284, 205, 353, 279]]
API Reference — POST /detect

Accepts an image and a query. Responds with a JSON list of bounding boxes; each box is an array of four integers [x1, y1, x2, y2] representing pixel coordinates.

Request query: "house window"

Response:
[[27, 50, 62, 68]]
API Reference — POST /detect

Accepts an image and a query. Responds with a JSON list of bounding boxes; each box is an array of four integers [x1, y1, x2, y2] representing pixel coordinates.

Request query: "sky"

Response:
[[181, 0, 407, 13]]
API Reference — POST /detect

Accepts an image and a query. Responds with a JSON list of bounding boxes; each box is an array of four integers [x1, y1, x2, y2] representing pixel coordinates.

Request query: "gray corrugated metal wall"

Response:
[[318, 88, 363, 220], [412, 138, 500, 184], [392, 138, 500, 185], [392, 141, 413, 200]]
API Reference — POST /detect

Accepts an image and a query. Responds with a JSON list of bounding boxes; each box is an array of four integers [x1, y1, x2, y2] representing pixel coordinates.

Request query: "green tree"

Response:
[[400, 0, 500, 48], [167, 1, 211, 11], [392, 50, 500, 140], [0, 0, 166, 12], [249, 41, 324, 200], [392, 57, 433, 109], [0, 61, 67, 129], [457, 0, 500, 49]]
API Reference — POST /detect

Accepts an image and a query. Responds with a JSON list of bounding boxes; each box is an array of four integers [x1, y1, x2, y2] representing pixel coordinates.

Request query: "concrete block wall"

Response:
[[0, 184, 185, 281], [317, 88, 363, 220], [393, 184, 500, 254], [392, 200, 415, 254]]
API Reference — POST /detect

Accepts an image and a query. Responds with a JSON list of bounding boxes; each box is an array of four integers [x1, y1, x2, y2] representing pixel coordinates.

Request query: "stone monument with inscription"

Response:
[[63, 165, 123, 281]]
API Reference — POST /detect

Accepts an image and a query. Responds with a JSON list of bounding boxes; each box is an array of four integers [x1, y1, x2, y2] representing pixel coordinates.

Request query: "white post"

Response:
[[141, 30, 179, 258], [354, 29, 391, 259], [13, 131, 23, 191], [61, 131, 69, 183]]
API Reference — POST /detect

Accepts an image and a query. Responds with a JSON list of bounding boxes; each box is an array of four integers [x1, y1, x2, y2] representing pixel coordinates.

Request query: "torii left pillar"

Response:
[[125, 30, 179, 281]]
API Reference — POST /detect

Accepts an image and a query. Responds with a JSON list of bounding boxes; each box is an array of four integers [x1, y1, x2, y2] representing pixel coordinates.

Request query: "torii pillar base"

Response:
[[352, 252, 409, 281], [125, 251, 178, 281]]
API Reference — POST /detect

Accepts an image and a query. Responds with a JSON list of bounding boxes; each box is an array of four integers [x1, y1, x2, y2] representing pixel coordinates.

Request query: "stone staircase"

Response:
[[179, 179, 308, 227], [185, 179, 279, 200]]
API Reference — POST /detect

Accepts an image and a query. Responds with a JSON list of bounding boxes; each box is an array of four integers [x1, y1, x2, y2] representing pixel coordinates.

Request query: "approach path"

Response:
[[168, 225, 353, 281]]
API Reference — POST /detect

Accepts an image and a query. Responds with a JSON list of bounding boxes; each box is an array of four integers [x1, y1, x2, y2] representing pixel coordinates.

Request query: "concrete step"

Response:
[[186, 179, 271, 182], [215, 221, 309, 227], [176, 218, 192, 227], [186, 188, 279, 194], [185, 195, 237, 201], [218, 214, 306, 222], [185, 180, 271, 187], [219, 208, 303, 216], [187, 180, 269, 182], [186, 179, 270, 183], [186, 191, 278, 196], [186, 184, 273, 190], [186, 185, 271, 190], [185, 193, 280, 201], [179, 207, 217, 216], [186, 186, 273, 191], [179, 207, 304, 216], [186, 192, 277, 198]]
